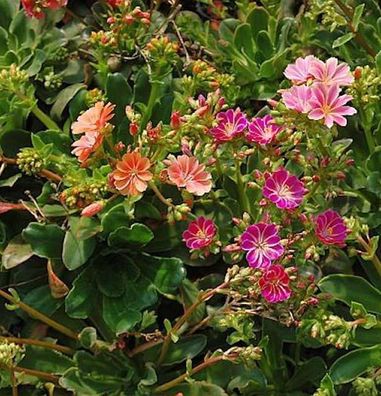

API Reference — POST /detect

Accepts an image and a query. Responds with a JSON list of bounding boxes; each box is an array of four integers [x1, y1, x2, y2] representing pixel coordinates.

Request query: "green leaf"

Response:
[[101, 204, 130, 234], [316, 374, 336, 396], [353, 4, 365, 31], [180, 279, 206, 325], [330, 345, 381, 384], [2, 234, 33, 269], [318, 274, 381, 314], [376, 51, 381, 75], [108, 223, 154, 248], [256, 30, 274, 58], [0, 129, 31, 157], [286, 357, 326, 390], [0, 0, 19, 29], [233, 23, 255, 58], [247, 7, 269, 39], [106, 72, 133, 124], [0, 173, 22, 187], [366, 146, 381, 172], [23, 223, 64, 259], [21, 346, 73, 375], [332, 33, 354, 48], [65, 265, 96, 319], [62, 218, 96, 270], [170, 381, 228, 396], [50, 83, 86, 121]]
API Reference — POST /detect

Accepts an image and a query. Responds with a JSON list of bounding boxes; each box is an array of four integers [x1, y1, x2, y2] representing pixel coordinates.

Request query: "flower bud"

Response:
[[81, 201, 105, 217]]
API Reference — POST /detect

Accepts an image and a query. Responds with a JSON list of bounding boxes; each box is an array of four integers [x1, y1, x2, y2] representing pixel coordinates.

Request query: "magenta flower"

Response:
[[246, 115, 282, 145], [308, 83, 357, 128], [259, 265, 292, 303], [310, 58, 354, 87], [182, 216, 217, 250], [282, 85, 313, 113], [314, 209, 347, 247], [241, 223, 284, 269], [209, 108, 248, 143], [284, 55, 318, 84], [262, 168, 305, 210]]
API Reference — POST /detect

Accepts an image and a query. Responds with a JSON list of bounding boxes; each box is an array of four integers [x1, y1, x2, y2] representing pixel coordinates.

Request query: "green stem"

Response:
[[359, 108, 375, 154], [31, 105, 61, 131], [140, 82, 161, 132], [358, 236, 381, 278], [235, 159, 250, 215], [0, 289, 78, 340]]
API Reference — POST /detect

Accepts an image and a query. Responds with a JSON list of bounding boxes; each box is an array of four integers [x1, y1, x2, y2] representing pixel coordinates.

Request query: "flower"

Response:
[[246, 115, 282, 145], [21, 0, 67, 18], [262, 168, 305, 209], [241, 223, 284, 269], [314, 209, 347, 247], [284, 55, 318, 84], [209, 108, 248, 143], [164, 155, 212, 196], [71, 102, 115, 135], [282, 85, 312, 113], [182, 217, 217, 250], [259, 265, 292, 303], [81, 202, 104, 217], [71, 132, 103, 163], [310, 58, 354, 87], [111, 152, 153, 196], [308, 83, 357, 128]]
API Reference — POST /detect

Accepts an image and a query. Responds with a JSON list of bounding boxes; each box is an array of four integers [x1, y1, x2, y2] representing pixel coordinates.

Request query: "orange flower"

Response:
[[71, 102, 115, 135], [164, 155, 212, 196], [71, 132, 103, 163], [112, 152, 153, 196]]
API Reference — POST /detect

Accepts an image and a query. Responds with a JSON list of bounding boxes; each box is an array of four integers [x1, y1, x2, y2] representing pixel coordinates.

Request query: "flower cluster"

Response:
[[21, 0, 67, 19], [282, 56, 356, 127]]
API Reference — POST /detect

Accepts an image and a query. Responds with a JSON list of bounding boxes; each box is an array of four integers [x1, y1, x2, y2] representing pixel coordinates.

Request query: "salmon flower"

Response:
[[71, 132, 103, 163], [259, 265, 292, 303], [111, 152, 153, 196], [314, 209, 347, 247], [71, 102, 115, 135], [308, 84, 356, 128], [22, 0, 67, 18], [164, 155, 212, 196]]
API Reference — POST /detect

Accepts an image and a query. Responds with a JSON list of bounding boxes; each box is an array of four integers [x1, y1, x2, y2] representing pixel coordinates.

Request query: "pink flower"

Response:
[[314, 209, 347, 247], [262, 168, 305, 210], [209, 108, 248, 143], [308, 84, 356, 128], [164, 155, 212, 196], [284, 55, 318, 84], [71, 132, 103, 163], [259, 265, 292, 303], [111, 152, 153, 196], [72, 102, 115, 135], [246, 115, 282, 145], [310, 58, 354, 87], [182, 217, 217, 250], [282, 85, 312, 113], [241, 223, 284, 269]]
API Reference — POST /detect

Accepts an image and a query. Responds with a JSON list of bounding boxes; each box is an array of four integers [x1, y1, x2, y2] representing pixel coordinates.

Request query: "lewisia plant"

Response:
[[1, 1, 378, 391]]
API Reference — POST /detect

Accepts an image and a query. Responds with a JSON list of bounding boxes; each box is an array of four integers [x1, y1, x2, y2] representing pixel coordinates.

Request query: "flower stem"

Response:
[[359, 108, 375, 154], [0, 290, 78, 340], [154, 355, 225, 393], [140, 82, 161, 132], [31, 105, 61, 131], [157, 282, 229, 366], [8, 365, 59, 383], [149, 182, 174, 207], [235, 159, 250, 215], [0, 336, 74, 355], [357, 236, 381, 278]]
